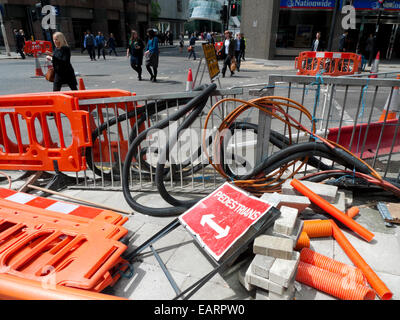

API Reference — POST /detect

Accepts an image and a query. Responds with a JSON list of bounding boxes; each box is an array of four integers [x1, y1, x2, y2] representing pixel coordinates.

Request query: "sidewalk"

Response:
[[5, 171, 400, 301]]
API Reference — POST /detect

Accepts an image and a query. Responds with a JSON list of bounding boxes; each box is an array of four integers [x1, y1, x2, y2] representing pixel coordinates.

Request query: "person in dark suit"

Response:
[[311, 32, 324, 52], [218, 30, 235, 77], [365, 33, 376, 67], [46, 32, 77, 91], [338, 31, 349, 52], [16, 29, 26, 59]]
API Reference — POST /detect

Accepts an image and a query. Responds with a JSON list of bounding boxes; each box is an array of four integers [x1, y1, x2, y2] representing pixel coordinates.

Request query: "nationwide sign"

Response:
[[280, 0, 335, 9], [352, 0, 400, 10], [179, 183, 278, 261]]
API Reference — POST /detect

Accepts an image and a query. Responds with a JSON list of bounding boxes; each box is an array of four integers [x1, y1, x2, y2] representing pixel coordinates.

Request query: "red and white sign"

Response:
[[179, 183, 278, 261]]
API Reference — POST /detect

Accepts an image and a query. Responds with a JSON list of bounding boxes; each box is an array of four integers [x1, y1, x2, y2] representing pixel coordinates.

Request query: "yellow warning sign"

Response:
[[202, 43, 220, 81]]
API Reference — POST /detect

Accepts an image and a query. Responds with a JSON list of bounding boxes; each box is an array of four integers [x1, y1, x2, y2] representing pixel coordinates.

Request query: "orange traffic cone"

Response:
[[186, 68, 193, 91], [379, 74, 400, 122], [369, 51, 380, 79], [79, 78, 86, 90], [34, 54, 44, 77]]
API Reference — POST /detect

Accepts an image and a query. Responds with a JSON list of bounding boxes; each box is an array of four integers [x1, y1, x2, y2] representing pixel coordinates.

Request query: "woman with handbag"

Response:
[[126, 30, 145, 81], [46, 32, 78, 91], [144, 29, 159, 82]]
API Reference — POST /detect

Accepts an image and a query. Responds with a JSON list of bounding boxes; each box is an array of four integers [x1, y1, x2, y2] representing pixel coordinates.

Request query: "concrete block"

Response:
[[311, 191, 346, 214], [269, 251, 300, 288], [266, 218, 304, 245], [253, 234, 294, 260], [255, 288, 270, 300], [268, 282, 295, 300], [238, 262, 255, 292], [273, 206, 299, 236], [247, 266, 286, 295], [282, 180, 338, 202], [261, 193, 310, 213], [251, 254, 275, 279]]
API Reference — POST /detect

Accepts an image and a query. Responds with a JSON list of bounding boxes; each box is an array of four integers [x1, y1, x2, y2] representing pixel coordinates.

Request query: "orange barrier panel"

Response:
[[0, 188, 127, 226], [295, 231, 310, 250], [0, 202, 127, 290], [300, 248, 366, 285], [0, 273, 126, 300], [291, 179, 374, 242], [5, 90, 145, 165], [331, 221, 393, 300], [303, 219, 333, 238], [296, 261, 375, 300], [295, 51, 362, 77], [24, 41, 53, 57], [0, 94, 91, 172]]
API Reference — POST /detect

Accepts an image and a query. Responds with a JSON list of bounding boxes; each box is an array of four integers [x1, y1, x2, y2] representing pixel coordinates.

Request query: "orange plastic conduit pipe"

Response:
[[296, 261, 375, 300], [302, 220, 333, 238], [295, 232, 310, 250], [300, 248, 366, 285], [331, 221, 393, 300], [0, 273, 127, 300], [290, 179, 374, 242]]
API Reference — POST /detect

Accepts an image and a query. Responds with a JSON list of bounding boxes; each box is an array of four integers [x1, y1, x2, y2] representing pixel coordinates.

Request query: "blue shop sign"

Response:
[[280, 0, 336, 9], [352, 0, 400, 10]]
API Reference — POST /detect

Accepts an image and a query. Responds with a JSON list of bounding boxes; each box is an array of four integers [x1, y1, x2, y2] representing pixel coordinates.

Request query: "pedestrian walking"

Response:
[[107, 33, 118, 56], [234, 33, 245, 72], [366, 33, 375, 67], [241, 34, 246, 61], [16, 29, 26, 59], [144, 28, 159, 82], [168, 31, 173, 45], [84, 30, 96, 61], [81, 32, 87, 54], [179, 32, 184, 53], [218, 30, 235, 77], [45, 32, 77, 92], [311, 32, 324, 52], [188, 33, 197, 60], [338, 31, 348, 52], [95, 32, 106, 60], [127, 30, 145, 81]]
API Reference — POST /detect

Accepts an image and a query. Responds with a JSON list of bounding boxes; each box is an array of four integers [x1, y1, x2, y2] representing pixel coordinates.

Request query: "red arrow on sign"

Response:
[[200, 214, 230, 239]]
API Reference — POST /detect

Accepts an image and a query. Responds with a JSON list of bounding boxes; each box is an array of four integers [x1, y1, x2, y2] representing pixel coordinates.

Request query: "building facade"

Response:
[[241, 0, 400, 60], [152, 0, 189, 38], [0, 0, 151, 49]]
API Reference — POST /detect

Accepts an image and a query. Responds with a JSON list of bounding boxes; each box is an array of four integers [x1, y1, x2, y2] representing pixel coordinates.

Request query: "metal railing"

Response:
[[71, 88, 243, 192], [255, 74, 400, 180], [68, 73, 400, 193]]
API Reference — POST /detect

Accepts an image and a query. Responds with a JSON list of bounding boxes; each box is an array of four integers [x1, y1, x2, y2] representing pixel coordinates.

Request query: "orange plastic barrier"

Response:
[[303, 219, 333, 238], [0, 94, 91, 172], [295, 51, 362, 76], [300, 248, 366, 285], [296, 261, 375, 300], [4, 90, 145, 165], [0, 273, 127, 300], [295, 231, 310, 250], [0, 201, 128, 291], [291, 179, 374, 242], [24, 40, 53, 57], [0, 188, 127, 226], [331, 221, 393, 300]]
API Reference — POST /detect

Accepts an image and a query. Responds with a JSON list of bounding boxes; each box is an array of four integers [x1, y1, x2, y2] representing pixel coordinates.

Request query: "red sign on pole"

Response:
[[179, 183, 278, 261]]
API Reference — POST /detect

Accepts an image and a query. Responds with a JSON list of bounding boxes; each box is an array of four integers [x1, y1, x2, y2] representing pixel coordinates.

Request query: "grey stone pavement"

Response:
[[1, 43, 400, 301]]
